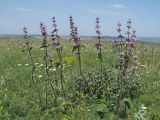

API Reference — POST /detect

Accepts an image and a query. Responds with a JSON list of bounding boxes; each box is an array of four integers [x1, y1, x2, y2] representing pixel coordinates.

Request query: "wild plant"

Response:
[[92, 17, 113, 99], [39, 22, 54, 107], [69, 16, 86, 95], [22, 26, 42, 107], [69, 16, 83, 77], [51, 17, 66, 99], [13, 16, 160, 119], [112, 19, 141, 119], [95, 17, 104, 79], [135, 104, 148, 120]]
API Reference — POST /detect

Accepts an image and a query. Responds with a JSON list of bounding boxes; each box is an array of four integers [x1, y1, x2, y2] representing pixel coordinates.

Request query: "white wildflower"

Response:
[[39, 64, 44, 67], [35, 63, 39, 65], [25, 63, 29, 66], [38, 75, 42, 78], [17, 64, 22, 66]]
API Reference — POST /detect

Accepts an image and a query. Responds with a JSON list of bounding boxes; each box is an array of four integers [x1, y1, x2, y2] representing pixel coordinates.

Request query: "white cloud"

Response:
[[109, 4, 127, 9], [89, 9, 126, 16], [82, 6, 126, 16], [17, 8, 32, 12]]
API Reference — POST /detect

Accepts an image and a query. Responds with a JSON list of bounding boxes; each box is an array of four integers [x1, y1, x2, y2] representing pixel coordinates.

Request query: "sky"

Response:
[[0, 0, 160, 37]]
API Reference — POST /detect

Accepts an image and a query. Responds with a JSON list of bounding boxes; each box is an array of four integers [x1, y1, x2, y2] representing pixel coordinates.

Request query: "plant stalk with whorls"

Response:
[[113, 19, 137, 119], [40, 22, 54, 107], [22, 26, 42, 107], [95, 17, 103, 78], [51, 17, 66, 98], [69, 16, 83, 77]]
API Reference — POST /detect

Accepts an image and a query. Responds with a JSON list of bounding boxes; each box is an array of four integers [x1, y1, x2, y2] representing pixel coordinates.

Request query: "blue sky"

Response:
[[0, 0, 160, 37]]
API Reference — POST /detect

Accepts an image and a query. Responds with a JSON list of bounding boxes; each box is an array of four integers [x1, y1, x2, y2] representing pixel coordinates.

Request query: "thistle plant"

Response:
[[22, 26, 42, 107], [51, 17, 65, 97]]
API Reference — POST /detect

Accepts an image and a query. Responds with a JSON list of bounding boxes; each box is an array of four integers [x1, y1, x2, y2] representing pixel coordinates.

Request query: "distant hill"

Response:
[[0, 34, 159, 44]]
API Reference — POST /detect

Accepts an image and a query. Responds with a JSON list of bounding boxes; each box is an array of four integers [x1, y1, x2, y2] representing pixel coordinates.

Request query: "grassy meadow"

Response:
[[0, 38, 160, 120]]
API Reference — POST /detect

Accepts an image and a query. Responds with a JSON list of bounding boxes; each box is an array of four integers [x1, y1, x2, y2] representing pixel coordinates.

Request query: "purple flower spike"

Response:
[[40, 22, 47, 37], [117, 21, 121, 27], [117, 28, 121, 33], [51, 17, 61, 49], [130, 29, 136, 45], [23, 26, 28, 39], [127, 19, 131, 24], [95, 17, 103, 50], [117, 21, 122, 33], [112, 40, 119, 48], [69, 16, 81, 46], [127, 19, 132, 29], [96, 17, 100, 23], [95, 17, 101, 36]]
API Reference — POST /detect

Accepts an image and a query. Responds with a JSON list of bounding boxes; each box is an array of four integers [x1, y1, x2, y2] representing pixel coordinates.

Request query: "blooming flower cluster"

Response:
[[125, 19, 136, 48], [23, 26, 28, 39], [51, 17, 61, 49], [112, 19, 136, 49], [40, 22, 47, 38], [132, 55, 139, 71], [112, 21, 122, 48], [95, 17, 103, 50], [117, 21, 122, 34], [69, 16, 81, 46], [95, 17, 101, 35], [22, 26, 33, 51], [40, 22, 48, 47]]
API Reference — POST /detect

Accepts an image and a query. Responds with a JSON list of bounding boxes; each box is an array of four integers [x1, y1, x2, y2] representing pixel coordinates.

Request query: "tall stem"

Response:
[[98, 35, 103, 80], [57, 48, 65, 97], [43, 41, 55, 106], [26, 40, 42, 107], [55, 31, 64, 96], [78, 47, 83, 77]]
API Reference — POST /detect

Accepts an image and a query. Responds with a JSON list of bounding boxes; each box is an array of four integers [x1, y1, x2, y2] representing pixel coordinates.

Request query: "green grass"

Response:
[[0, 38, 160, 120]]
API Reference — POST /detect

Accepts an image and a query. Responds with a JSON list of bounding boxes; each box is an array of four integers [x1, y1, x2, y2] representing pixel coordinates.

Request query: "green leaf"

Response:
[[96, 103, 107, 112], [63, 57, 76, 64], [98, 53, 102, 61], [118, 35, 126, 39], [55, 62, 61, 68], [122, 98, 131, 109], [72, 45, 78, 52]]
